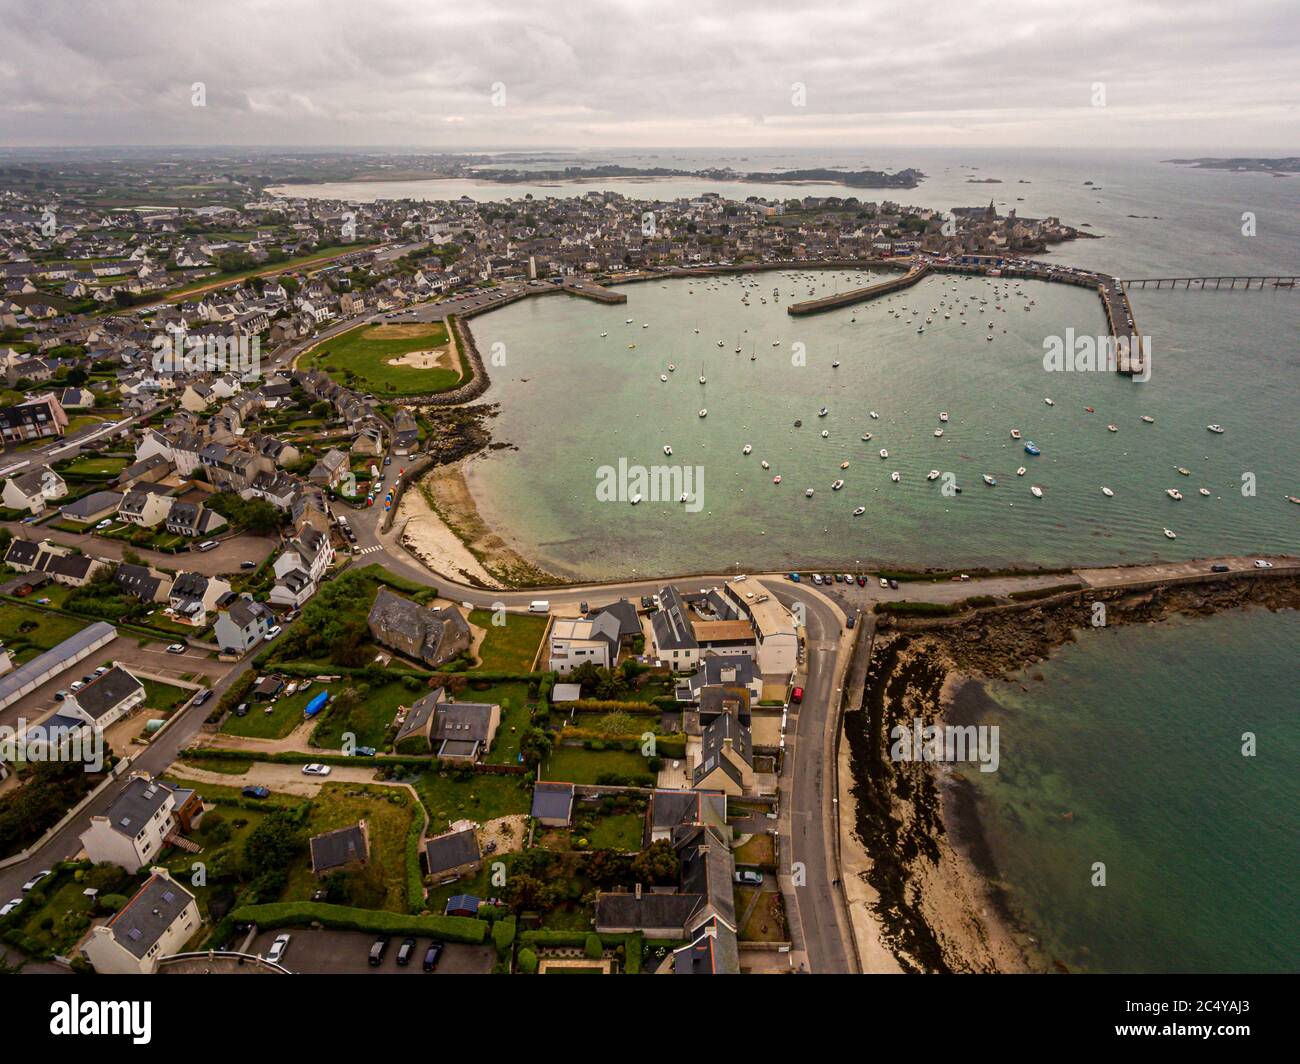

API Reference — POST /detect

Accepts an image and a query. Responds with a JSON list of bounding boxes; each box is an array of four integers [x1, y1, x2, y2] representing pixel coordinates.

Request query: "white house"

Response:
[[214, 595, 273, 654], [81, 868, 201, 974], [2, 465, 67, 514], [118, 488, 174, 528], [548, 613, 620, 674], [270, 524, 333, 607], [79, 774, 178, 871], [60, 665, 146, 730]]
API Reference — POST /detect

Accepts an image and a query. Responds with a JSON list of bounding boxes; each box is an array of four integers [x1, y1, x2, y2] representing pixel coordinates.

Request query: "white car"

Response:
[[879, 577, 890, 589], [0, 898, 22, 917], [95, 519, 113, 530], [166, 643, 186, 654], [1253, 559, 1274, 569], [21, 870, 51, 892], [267, 933, 292, 963], [266, 625, 283, 639], [301, 763, 331, 776]]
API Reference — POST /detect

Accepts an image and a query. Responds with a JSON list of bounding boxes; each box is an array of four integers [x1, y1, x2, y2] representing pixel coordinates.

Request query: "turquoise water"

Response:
[[961, 607, 1299, 973]]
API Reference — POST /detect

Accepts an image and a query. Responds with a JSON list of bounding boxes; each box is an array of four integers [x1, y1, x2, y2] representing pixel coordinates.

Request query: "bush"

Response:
[[230, 901, 489, 944], [584, 933, 603, 960], [99, 894, 128, 913], [492, 915, 516, 954], [517, 947, 539, 974]]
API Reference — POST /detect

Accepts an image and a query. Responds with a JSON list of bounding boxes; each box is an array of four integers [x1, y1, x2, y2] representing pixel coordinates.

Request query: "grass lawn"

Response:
[[468, 610, 547, 671], [0, 602, 89, 651], [11, 874, 101, 957], [220, 684, 323, 740], [280, 783, 417, 913], [64, 415, 109, 434], [309, 680, 411, 750], [305, 321, 465, 397], [179, 756, 253, 775], [141, 678, 193, 715], [411, 769, 531, 825], [735, 886, 788, 943], [584, 812, 644, 852], [60, 455, 127, 477], [456, 681, 532, 765], [541, 747, 655, 786], [733, 832, 778, 870]]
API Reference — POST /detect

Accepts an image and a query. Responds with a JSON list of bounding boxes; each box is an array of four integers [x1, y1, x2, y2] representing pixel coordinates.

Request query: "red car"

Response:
[[790, 686, 804, 704]]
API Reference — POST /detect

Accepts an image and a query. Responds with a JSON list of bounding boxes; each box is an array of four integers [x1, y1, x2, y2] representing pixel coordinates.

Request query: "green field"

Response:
[[411, 769, 531, 824], [220, 684, 324, 740], [305, 321, 466, 396], [469, 610, 547, 671], [309, 680, 412, 751], [0, 603, 89, 653], [141, 678, 193, 715], [541, 747, 656, 786]]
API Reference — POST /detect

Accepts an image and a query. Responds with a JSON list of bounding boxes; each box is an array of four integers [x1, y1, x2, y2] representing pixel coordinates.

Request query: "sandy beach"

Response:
[[393, 467, 502, 588]]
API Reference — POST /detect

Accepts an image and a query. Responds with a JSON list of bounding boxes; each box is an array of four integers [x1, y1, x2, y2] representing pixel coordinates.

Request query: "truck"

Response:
[[304, 691, 330, 718], [528, 600, 550, 614]]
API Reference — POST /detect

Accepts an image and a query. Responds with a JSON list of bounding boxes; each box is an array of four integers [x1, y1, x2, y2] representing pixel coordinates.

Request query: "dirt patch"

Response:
[[369, 323, 442, 340], [481, 814, 528, 855], [387, 347, 450, 370]]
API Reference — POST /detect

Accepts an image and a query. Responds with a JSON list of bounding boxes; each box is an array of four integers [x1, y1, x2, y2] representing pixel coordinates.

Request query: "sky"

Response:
[[0, 0, 1296, 151]]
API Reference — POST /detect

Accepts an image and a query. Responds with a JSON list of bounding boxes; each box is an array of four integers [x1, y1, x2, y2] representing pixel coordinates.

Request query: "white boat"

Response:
[[1140, 415, 1154, 423], [1010, 429, 1021, 440], [773, 475, 782, 484], [1163, 527, 1177, 539], [832, 479, 845, 491], [679, 493, 689, 504], [663, 445, 672, 456], [625, 318, 633, 324], [927, 470, 940, 480], [861, 433, 873, 441], [805, 488, 814, 497], [698, 409, 707, 418], [742, 444, 752, 455], [832, 361, 841, 368], [939, 412, 949, 422], [668, 363, 675, 372], [890, 471, 901, 483], [982, 474, 996, 486], [630, 494, 642, 505], [761, 460, 770, 469], [698, 374, 706, 384], [1107, 424, 1118, 432], [1199, 488, 1212, 497], [1016, 466, 1026, 477], [1207, 424, 1225, 434], [853, 506, 866, 516], [821, 430, 829, 438], [1177, 467, 1191, 476], [660, 374, 668, 382], [642, 323, 649, 329], [934, 429, 944, 437], [879, 449, 889, 459], [717, 340, 724, 347], [600, 332, 608, 337], [1102, 486, 1114, 497], [840, 461, 850, 470], [1030, 485, 1044, 498], [818, 407, 829, 417], [1166, 489, 1183, 501], [1044, 398, 1055, 406], [869, 411, 879, 419]]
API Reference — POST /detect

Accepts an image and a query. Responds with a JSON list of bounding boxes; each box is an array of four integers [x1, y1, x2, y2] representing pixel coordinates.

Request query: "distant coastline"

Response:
[[1164, 156, 1299, 174]]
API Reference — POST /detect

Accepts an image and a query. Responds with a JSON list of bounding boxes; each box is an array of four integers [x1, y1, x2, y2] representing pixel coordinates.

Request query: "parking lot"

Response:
[[248, 928, 494, 975]]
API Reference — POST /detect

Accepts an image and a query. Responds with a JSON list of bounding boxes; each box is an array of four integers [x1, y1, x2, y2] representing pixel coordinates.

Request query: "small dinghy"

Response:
[[927, 470, 941, 481], [890, 471, 901, 483], [1163, 527, 1177, 539], [853, 506, 866, 516], [1030, 485, 1044, 498], [742, 444, 752, 455], [663, 445, 672, 456], [879, 448, 889, 459], [1102, 486, 1114, 497]]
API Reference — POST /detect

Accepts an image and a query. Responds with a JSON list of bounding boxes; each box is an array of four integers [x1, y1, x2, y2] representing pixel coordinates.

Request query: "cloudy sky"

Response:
[[0, 0, 1295, 150]]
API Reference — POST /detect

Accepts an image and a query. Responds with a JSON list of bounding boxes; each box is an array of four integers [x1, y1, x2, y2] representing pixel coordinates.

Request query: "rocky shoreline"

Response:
[[845, 573, 1300, 973]]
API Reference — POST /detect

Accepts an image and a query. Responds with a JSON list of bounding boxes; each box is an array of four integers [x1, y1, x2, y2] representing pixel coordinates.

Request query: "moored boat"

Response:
[[1024, 441, 1041, 455], [1030, 485, 1044, 498], [982, 474, 996, 486], [927, 469, 940, 480]]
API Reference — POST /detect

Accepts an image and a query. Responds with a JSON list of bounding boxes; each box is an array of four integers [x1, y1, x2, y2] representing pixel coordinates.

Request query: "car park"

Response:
[[166, 643, 186, 654], [267, 933, 292, 963], [396, 937, 417, 965], [21, 870, 51, 892], [302, 763, 331, 776], [241, 785, 270, 799]]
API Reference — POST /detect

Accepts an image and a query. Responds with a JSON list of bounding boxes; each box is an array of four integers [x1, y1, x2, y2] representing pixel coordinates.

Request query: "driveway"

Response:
[[248, 928, 493, 975]]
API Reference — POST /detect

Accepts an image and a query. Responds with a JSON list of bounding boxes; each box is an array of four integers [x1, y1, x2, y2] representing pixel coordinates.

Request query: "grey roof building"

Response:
[[423, 827, 482, 877], [309, 820, 370, 875]]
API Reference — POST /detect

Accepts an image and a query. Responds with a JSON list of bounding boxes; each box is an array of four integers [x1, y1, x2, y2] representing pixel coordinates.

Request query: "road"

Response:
[[0, 405, 160, 481]]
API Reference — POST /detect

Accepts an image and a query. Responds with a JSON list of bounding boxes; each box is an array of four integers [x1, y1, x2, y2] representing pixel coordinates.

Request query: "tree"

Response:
[[630, 839, 679, 886], [519, 727, 553, 768], [584, 933, 603, 960], [517, 947, 538, 974], [243, 809, 304, 878]]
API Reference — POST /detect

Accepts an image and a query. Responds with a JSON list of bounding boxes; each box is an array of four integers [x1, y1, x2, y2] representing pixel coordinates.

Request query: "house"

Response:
[[214, 595, 273, 654], [672, 916, 742, 975], [41, 551, 106, 587], [548, 613, 620, 674], [270, 525, 333, 607], [423, 827, 482, 881], [168, 571, 232, 626], [115, 454, 175, 488], [594, 822, 738, 971], [2, 465, 67, 513], [59, 490, 123, 525], [113, 562, 172, 603], [0, 393, 68, 444], [80, 774, 184, 871], [531, 782, 575, 828], [307, 448, 349, 490], [60, 665, 146, 731], [691, 696, 756, 797], [718, 580, 799, 676], [310, 820, 370, 876], [587, 598, 642, 647], [81, 868, 201, 974], [391, 409, 419, 455], [648, 585, 757, 671], [164, 501, 227, 538], [395, 686, 500, 761], [645, 789, 728, 847], [367, 588, 470, 668], [118, 488, 174, 528], [675, 655, 764, 704]]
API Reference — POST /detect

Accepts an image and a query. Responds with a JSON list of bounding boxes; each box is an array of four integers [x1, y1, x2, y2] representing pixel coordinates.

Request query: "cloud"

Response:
[[0, 0, 1294, 148]]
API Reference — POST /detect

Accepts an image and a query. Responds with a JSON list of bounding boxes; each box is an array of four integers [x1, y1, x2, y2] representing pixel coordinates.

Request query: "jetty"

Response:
[[1121, 275, 1299, 290], [561, 279, 627, 304], [786, 261, 927, 315]]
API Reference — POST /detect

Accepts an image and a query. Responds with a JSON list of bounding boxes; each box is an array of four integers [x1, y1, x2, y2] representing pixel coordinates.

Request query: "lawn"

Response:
[[411, 768, 531, 825], [141, 678, 193, 715], [305, 321, 466, 397], [220, 683, 324, 740], [60, 454, 127, 477], [456, 681, 532, 765], [280, 783, 418, 913], [0, 602, 89, 652], [9, 873, 101, 957], [468, 610, 547, 671], [541, 747, 656, 786], [309, 680, 412, 751], [585, 812, 644, 852]]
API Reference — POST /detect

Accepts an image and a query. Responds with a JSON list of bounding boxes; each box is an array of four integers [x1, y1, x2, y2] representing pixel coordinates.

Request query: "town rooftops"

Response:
[[672, 917, 741, 974], [103, 872, 196, 960], [60, 490, 123, 521]]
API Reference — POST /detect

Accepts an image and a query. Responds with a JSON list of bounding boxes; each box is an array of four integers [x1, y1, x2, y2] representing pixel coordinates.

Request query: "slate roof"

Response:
[[424, 827, 481, 875], [73, 666, 144, 721], [530, 782, 575, 824], [102, 775, 174, 839], [309, 821, 369, 874], [103, 873, 195, 960]]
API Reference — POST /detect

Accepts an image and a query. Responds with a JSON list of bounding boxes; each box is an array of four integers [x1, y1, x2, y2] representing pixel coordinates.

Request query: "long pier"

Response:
[[561, 279, 627, 304], [786, 261, 928, 316], [1121, 275, 1298, 290]]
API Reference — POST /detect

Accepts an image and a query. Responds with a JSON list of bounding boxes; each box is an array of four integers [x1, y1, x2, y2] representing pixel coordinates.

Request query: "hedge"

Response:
[[1008, 583, 1085, 602], [492, 915, 516, 954], [230, 901, 488, 944], [404, 812, 426, 913], [874, 600, 960, 616]]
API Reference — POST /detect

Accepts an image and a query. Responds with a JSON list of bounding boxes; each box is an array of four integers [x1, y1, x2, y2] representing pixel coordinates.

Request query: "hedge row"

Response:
[[874, 600, 960, 616], [1008, 583, 1085, 601], [568, 699, 661, 714], [230, 901, 489, 944]]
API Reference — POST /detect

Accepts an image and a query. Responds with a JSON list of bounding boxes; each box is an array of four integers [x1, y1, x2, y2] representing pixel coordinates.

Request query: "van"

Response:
[[197, 540, 219, 552], [528, 600, 550, 614]]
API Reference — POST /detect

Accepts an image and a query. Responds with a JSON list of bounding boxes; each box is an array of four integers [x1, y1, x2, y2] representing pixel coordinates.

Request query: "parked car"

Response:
[[94, 519, 113, 530], [811, 574, 822, 585], [267, 933, 292, 963], [240, 560, 257, 570], [1253, 559, 1274, 568], [396, 937, 417, 966], [70, 680, 85, 692], [192, 689, 212, 707], [166, 643, 186, 654], [734, 869, 764, 886], [196, 540, 219, 552], [235, 703, 249, 717], [1210, 564, 1230, 573], [846, 613, 856, 630], [266, 625, 282, 639], [21, 870, 51, 893], [301, 763, 331, 776], [368, 936, 390, 966], [790, 686, 804, 705], [423, 942, 444, 972], [94, 666, 109, 676], [54, 690, 69, 701], [350, 746, 377, 757], [856, 575, 867, 586], [0, 899, 22, 917], [383, 456, 391, 466], [879, 577, 890, 588], [888, 579, 900, 590], [241, 785, 271, 799], [788, 572, 800, 582]]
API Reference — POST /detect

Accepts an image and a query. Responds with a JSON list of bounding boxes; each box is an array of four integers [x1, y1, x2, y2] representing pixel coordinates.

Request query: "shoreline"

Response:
[[840, 574, 1300, 974]]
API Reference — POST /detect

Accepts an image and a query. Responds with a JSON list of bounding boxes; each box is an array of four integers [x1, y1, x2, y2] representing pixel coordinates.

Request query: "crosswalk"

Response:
[[353, 545, 383, 556]]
